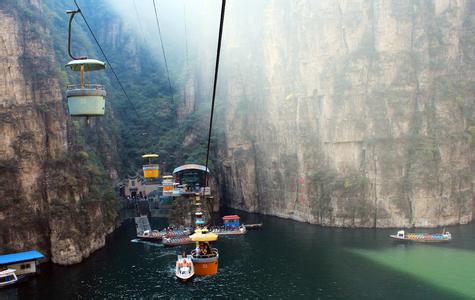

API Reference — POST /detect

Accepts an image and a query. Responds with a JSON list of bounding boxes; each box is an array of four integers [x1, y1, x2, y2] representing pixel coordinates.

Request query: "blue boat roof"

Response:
[[0, 250, 44, 265]]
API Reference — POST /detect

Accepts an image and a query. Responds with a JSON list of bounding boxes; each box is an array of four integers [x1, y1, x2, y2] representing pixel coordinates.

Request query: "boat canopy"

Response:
[[65, 59, 106, 72], [142, 154, 159, 159], [173, 164, 210, 174], [0, 250, 44, 265], [0, 269, 16, 275], [222, 215, 240, 220], [190, 229, 218, 242]]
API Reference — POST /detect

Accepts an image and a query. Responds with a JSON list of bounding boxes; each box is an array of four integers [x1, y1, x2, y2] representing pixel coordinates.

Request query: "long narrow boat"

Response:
[[162, 236, 194, 247], [390, 230, 452, 243], [175, 254, 194, 281], [243, 223, 263, 230], [210, 225, 247, 235], [135, 216, 162, 241], [137, 230, 162, 241], [160, 228, 192, 238]]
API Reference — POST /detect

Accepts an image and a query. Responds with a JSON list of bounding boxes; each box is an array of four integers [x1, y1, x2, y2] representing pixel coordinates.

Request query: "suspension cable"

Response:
[[183, 0, 189, 67], [152, 0, 174, 101], [73, 0, 139, 116], [205, 0, 226, 185], [133, 0, 145, 44]]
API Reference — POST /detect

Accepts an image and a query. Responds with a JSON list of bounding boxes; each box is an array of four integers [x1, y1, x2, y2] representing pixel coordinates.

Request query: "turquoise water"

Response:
[[2, 211, 475, 299]]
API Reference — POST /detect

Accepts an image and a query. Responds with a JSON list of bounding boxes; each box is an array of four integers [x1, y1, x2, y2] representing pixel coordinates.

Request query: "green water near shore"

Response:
[[350, 246, 475, 298], [1, 210, 474, 299]]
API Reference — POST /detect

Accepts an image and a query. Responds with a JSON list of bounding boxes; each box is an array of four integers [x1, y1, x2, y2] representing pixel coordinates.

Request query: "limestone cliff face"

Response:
[[0, 0, 118, 264], [209, 0, 474, 227]]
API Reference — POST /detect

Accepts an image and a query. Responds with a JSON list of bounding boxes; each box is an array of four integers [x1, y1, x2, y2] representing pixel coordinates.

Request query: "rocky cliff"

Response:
[[0, 0, 119, 264], [208, 0, 475, 227]]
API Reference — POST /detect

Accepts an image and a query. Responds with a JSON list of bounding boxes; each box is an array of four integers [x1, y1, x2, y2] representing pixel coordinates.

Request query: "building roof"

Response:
[[222, 215, 240, 220], [172, 164, 210, 174], [0, 250, 44, 265]]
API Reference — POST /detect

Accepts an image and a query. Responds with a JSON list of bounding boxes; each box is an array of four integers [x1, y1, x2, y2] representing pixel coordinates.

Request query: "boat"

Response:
[[210, 215, 247, 235], [0, 269, 19, 288], [162, 236, 194, 247], [189, 228, 219, 276], [160, 228, 192, 238], [390, 230, 452, 243], [135, 216, 162, 241], [0, 250, 44, 287], [210, 225, 247, 235], [137, 229, 162, 241], [175, 254, 194, 281], [243, 223, 263, 230]]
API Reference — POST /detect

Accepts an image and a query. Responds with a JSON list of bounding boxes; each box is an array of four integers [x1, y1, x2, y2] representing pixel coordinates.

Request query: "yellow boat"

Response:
[[189, 229, 219, 276]]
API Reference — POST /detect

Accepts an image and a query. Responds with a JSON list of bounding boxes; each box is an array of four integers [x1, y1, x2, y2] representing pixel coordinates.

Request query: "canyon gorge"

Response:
[[0, 0, 474, 264]]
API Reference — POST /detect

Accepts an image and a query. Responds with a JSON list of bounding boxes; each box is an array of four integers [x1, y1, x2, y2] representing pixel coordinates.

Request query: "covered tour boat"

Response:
[[211, 215, 247, 235], [390, 230, 452, 243], [175, 253, 194, 281], [0, 250, 44, 288], [189, 228, 219, 276]]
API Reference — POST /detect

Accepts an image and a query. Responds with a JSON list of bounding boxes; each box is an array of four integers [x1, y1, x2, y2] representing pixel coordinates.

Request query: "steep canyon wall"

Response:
[[0, 0, 119, 264], [210, 0, 474, 227]]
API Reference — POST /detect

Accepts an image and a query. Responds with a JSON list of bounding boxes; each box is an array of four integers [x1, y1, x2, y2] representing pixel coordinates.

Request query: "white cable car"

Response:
[[66, 59, 106, 116], [64, 9, 106, 117]]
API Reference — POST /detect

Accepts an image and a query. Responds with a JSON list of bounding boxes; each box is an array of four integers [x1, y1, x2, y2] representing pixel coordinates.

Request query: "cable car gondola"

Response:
[[64, 9, 107, 117], [142, 153, 160, 179]]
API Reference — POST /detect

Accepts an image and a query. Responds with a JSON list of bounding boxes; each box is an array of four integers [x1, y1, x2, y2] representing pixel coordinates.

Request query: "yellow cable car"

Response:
[[142, 154, 160, 179]]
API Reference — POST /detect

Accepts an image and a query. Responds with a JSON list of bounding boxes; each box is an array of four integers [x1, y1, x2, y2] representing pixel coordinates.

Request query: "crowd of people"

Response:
[[194, 242, 212, 257]]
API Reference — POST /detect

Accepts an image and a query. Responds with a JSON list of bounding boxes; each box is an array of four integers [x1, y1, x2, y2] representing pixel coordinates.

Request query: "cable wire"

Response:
[[133, 0, 146, 44], [152, 0, 174, 101], [204, 0, 226, 184], [73, 0, 139, 116], [183, 0, 189, 67]]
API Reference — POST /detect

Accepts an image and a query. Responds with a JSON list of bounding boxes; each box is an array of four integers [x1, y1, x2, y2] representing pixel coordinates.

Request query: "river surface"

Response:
[[2, 210, 475, 299]]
